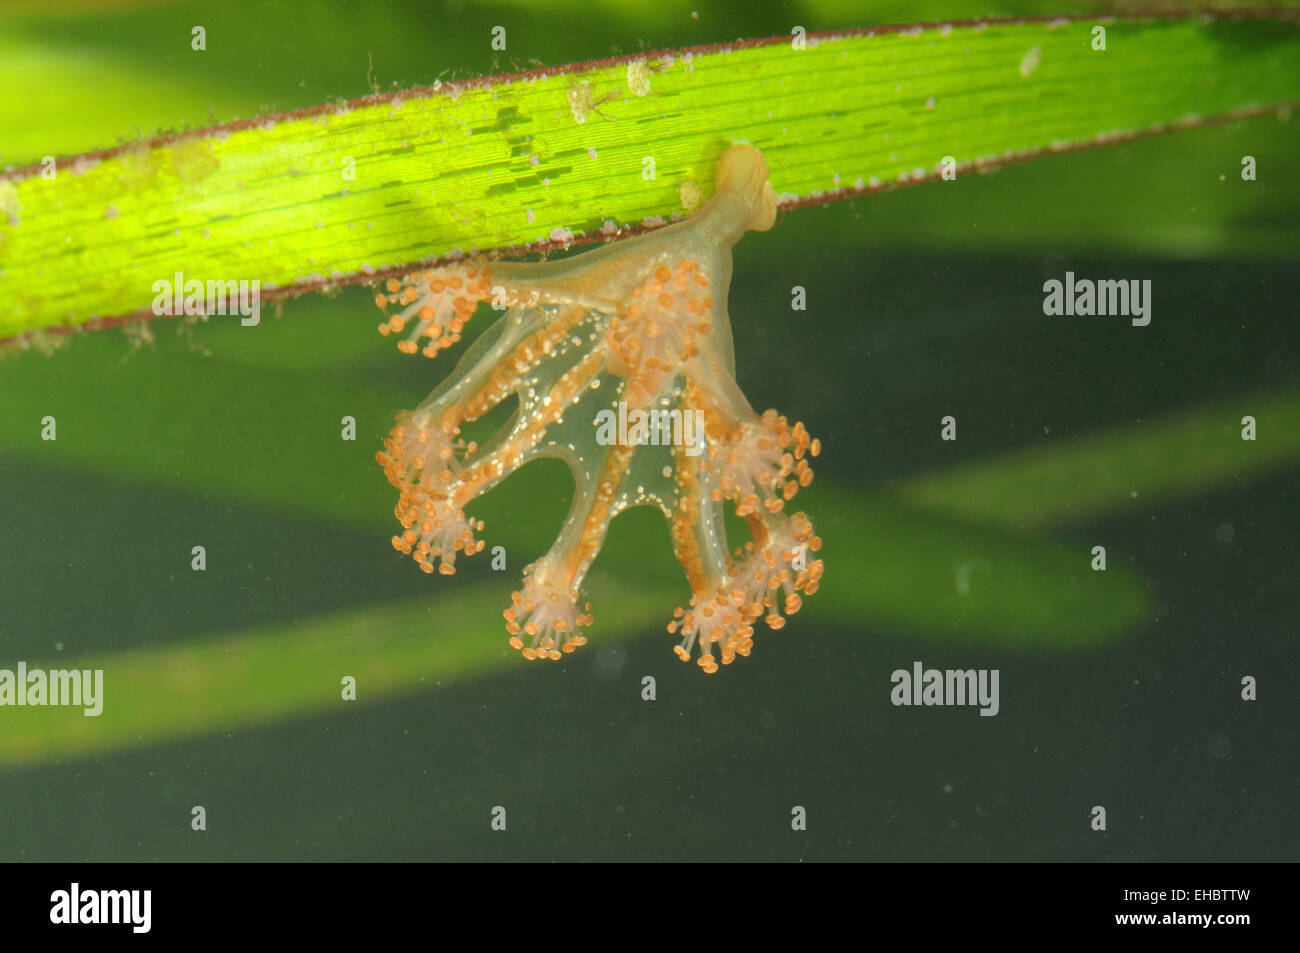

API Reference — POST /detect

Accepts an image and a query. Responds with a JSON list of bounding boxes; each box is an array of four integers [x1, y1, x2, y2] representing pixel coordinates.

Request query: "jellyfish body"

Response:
[[375, 145, 822, 672]]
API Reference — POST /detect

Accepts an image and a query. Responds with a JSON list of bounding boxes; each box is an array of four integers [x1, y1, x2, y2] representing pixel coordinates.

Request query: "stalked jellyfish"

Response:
[[374, 145, 823, 673]]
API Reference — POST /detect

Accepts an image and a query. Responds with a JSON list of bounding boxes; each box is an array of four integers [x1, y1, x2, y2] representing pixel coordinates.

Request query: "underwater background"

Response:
[[0, 0, 1297, 860]]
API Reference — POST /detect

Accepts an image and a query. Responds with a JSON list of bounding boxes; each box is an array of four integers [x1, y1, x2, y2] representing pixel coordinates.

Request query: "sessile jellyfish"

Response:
[[373, 144, 823, 673]]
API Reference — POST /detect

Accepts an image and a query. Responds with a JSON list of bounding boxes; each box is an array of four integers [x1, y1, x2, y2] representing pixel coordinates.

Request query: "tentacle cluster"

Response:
[[668, 510, 824, 673], [606, 259, 714, 405], [705, 410, 821, 517], [374, 262, 495, 359], [504, 559, 594, 659], [378, 411, 485, 575]]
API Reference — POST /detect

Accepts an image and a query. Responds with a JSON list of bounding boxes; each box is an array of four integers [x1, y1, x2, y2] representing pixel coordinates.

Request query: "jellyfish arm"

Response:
[[374, 144, 823, 672]]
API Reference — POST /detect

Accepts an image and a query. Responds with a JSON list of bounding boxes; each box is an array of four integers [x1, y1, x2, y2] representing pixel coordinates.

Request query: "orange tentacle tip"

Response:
[[373, 145, 821, 673]]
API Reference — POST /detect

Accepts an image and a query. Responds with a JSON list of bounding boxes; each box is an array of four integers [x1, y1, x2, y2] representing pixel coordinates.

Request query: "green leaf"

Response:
[[3, 13, 1299, 342]]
